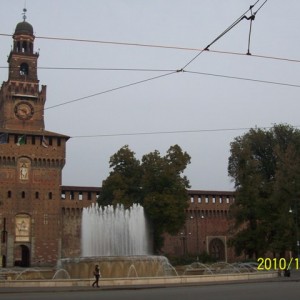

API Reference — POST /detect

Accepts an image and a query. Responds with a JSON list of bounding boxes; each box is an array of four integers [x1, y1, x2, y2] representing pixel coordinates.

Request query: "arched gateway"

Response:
[[14, 245, 30, 267]]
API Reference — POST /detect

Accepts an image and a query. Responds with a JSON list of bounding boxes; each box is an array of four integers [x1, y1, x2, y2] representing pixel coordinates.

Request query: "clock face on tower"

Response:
[[14, 101, 34, 120]]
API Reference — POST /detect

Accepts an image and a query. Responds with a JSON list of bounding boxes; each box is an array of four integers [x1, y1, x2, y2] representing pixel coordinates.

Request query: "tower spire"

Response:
[[22, 7, 27, 22]]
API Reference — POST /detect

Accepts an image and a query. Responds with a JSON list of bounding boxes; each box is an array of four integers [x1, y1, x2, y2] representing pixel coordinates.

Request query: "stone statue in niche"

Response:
[[20, 162, 29, 180]]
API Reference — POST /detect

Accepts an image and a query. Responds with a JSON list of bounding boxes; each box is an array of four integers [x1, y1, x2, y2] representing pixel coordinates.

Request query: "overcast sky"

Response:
[[1, 0, 300, 191]]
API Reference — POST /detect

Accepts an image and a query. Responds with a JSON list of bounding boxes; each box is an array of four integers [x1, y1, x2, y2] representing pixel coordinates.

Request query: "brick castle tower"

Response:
[[0, 12, 236, 267], [0, 12, 69, 267]]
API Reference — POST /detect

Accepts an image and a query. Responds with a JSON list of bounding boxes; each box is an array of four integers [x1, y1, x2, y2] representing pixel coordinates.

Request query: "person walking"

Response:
[[92, 264, 101, 287]]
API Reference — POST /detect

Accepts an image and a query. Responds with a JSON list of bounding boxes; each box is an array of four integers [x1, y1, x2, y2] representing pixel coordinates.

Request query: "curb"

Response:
[[0, 271, 289, 294]]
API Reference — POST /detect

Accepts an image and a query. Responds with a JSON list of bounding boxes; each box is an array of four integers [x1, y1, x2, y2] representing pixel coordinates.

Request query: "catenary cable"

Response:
[[184, 70, 300, 88], [70, 124, 300, 139], [180, 0, 264, 70]]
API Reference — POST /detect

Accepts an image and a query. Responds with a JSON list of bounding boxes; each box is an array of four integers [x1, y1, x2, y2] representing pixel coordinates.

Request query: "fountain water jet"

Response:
[[81, 203, 150, 256], [15, 268, 45, 280], [127, 264, 139, 277], [58, 203, 174, 278], [52, 269, 71, 279]]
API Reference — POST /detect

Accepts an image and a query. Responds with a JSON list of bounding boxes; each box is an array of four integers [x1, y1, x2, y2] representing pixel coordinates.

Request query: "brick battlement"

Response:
[[59, 186, 235, 210]]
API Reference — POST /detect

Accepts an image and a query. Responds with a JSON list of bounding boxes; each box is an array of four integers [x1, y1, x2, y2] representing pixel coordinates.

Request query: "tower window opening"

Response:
[[21, 41, 27, 53], [21, 191, 25, 199], [8, 191, 12, 198], [48, 192, 53, 200], [88, 192, 92, 200], [15, 41, 21, 52], [35, 192, 39, 199], [20, 63, 29, 76]]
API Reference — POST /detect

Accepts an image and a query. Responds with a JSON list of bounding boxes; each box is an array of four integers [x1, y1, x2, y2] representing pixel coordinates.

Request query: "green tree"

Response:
[[228, 124, 300, 258], [100, 145, 142, 207], [141, 145, 191, 251], [99, 144, 191, 252]]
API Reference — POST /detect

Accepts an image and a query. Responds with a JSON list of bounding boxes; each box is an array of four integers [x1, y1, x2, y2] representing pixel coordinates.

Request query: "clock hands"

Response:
[[14, 102, 34, 120], [18, 108, 28, 114]]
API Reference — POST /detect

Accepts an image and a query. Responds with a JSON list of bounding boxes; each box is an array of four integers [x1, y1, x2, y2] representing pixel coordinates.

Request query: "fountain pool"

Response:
[[58, 204, 174, 278], [57, 256, 174, 278]]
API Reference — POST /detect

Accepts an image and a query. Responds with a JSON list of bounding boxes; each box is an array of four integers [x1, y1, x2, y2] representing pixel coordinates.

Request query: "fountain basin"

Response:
[[57, 256, 175, 278]]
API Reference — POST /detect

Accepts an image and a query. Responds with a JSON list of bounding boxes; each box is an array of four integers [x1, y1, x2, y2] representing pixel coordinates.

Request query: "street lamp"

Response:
[[289, 205, 300, 259], [190, 215, 199, 254], [190, 212, 206, 254], [180, 230, 191, 256]]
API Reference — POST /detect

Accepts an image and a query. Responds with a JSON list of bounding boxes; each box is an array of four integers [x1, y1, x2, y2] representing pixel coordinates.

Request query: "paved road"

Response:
[[1, 280, 299, 300]]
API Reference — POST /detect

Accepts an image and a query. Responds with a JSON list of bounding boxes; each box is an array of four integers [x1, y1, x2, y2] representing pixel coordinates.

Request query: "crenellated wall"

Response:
[[60, 186, 99, 258], [59, 187, 236, 261], [162, 190, 235, 261]]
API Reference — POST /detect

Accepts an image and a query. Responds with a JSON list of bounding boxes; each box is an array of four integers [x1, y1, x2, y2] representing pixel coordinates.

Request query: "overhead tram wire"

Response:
[[70, 125, 300, 139], [1, 63, 299, 127], [0, 1, 297, 127], [44, 69, 300, 116], [0, 0, 295, 140], [1, 60, 299, 127], [44, 4, 279, 114], [180, 0, 263, 71], [71, 127, 254, 139], [1, 7, 299, 65], [246, 5, 255, 55], [0, 0, 282, 121], [246, 1, 267, 55], [0, 66, 176, 72], [2, 48, 300, 71], [39, 67, 175, 72], [1, 50, 300, 72], [42, 71, 178, 111], [255, 0, 268, 14], [1, 65, 298, 128], [1, 49, 300, 71], [0, 70, 178, 128], [184, 70, 300, 89]]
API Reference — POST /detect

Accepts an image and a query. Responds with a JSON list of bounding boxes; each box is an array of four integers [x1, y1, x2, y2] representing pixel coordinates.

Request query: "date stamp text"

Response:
[[257, 257, 299, 270]]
